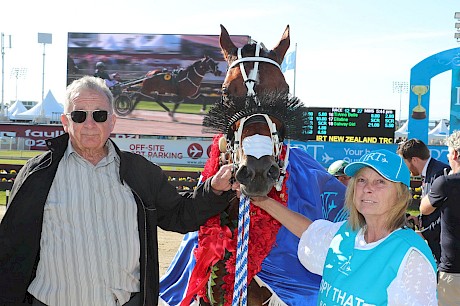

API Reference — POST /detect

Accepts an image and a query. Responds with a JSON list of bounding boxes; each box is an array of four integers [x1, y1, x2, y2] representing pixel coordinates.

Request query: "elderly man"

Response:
[[420, 130, 460, 306], [0, 76, 233, 306]]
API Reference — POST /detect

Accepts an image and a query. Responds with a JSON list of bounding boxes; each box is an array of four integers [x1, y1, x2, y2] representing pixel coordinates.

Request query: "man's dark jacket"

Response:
[[421, 157, 450, 263], [0, 133, 230, 305]]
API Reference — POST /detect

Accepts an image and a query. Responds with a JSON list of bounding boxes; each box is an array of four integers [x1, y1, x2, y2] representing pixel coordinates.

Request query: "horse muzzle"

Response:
[[235, 155, 280, 197]]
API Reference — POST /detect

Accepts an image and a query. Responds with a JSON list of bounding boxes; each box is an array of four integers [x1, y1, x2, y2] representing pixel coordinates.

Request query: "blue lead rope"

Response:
[[232, 195, 251, 306]]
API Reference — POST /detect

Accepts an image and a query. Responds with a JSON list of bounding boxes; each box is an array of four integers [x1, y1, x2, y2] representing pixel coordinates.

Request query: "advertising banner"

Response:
[[112, 137, 213, 167], [290, 140, 449, 168]]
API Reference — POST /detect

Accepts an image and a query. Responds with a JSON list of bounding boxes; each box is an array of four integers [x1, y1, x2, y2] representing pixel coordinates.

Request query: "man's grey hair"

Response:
[[65, 76, 114, 112], [447, 130, 460, 153]]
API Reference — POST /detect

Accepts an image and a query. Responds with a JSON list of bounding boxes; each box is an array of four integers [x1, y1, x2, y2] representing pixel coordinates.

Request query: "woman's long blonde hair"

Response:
[[345, 168, 412, 232]]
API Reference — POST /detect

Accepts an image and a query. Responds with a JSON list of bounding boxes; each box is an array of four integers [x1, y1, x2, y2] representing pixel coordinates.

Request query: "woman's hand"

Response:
[[250, 196, 272, 209]]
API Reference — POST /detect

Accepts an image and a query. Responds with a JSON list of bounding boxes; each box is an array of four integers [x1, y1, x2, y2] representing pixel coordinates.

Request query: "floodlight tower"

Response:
[[10, 67, 27, 102], [1, 33, 12, 121], [392, 81, 409, 127], [455, 12, 460, 42], [36, 33, 52, 124]]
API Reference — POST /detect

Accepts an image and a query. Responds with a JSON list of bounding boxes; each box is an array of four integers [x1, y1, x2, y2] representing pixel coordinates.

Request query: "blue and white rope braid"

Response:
[[232, 195, 251, 306]]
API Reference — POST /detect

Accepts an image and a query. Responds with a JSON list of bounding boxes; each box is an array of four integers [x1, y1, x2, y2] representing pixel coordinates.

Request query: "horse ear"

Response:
[[219, 24, 236, 62], [273, 25, 290, 65]]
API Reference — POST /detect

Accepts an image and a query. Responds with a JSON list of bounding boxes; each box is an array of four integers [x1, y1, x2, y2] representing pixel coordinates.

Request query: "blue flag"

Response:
[[281, 50, 296, 73]]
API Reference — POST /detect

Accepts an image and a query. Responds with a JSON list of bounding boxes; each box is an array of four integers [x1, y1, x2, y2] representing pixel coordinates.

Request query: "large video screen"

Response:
[[304, 107, 396, 144], [67, 32, 250, 139]]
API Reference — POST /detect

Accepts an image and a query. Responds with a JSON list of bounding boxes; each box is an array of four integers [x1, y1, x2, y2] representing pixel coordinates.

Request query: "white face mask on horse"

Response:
[[217, 112, 289, 196]]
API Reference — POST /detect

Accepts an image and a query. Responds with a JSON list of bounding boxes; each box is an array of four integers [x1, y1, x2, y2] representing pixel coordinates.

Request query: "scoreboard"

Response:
[[304, 107, 396, 144]]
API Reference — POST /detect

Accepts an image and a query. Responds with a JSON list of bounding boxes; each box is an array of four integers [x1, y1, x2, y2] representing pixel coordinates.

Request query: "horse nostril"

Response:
[[267, 165, 280, 180], [235, 166, 254, 185]]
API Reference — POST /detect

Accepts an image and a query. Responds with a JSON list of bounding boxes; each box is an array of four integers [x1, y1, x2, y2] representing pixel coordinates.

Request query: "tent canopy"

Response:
[[7, 101, 28, 119], [429, 119, 449, 140], [394, 120, 408, 139], [13, 90, 63, 122]]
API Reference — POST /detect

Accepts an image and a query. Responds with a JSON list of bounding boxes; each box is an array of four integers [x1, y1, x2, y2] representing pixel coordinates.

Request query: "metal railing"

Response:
[[0, 136, 31, 151]]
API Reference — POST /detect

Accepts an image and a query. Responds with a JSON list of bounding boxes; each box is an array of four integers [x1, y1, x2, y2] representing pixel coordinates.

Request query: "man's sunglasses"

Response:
[[65, 110, 110, 123]]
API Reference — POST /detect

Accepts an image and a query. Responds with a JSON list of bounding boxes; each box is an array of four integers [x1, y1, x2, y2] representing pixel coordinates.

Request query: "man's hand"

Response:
[[210, 164, 234, 195], [406, 213, 420, 230]]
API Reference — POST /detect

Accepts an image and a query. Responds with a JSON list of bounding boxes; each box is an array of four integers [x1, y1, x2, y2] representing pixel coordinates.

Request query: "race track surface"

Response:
[[113, 110, 216, 138]]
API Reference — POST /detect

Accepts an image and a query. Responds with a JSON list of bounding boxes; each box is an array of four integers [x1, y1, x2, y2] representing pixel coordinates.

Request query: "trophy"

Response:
[[411, 85, 429, 120]]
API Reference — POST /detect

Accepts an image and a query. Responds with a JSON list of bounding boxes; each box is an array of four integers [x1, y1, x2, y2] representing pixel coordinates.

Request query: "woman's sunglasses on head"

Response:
[[65, 110, 110, 123]]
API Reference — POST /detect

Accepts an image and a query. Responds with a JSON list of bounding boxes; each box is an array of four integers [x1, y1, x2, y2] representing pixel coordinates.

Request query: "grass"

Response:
[[0, 151, 42, 162], [0, 191, 7, 206]]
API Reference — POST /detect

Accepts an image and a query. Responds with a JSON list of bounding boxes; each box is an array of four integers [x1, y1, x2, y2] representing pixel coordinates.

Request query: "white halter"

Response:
[[228, 41, 281, 99]]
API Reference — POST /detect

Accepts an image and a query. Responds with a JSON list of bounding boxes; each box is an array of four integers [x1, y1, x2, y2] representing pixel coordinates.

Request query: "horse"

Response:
[[115, 56, 222, 121], [159, 25, 348, 306], [219, 24, 290, 101]]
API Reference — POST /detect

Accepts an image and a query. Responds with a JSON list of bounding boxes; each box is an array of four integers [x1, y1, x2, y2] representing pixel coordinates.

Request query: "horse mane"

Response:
[[202, 91, 310, 142]]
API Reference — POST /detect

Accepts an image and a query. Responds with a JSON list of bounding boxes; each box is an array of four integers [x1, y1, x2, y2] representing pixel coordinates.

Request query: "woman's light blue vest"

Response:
[[319, 221, 436, 306]]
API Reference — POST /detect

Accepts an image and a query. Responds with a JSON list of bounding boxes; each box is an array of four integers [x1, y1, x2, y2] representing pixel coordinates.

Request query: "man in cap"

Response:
[[94, 61, 111, 81], [328, 159, 351, 186]]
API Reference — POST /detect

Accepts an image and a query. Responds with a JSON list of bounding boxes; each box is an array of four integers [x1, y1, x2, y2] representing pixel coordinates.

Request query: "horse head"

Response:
[[230, 113, 284, 196], [210, 25, 294, 197], [204, 56, 222, 76], [203, 93, 308, 198], [219, 24, 290, 101], [195, 56, 222, 77]]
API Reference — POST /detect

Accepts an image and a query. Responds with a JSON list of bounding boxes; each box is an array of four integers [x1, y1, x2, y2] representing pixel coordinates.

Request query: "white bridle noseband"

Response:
[[228, 41, 281, 98]]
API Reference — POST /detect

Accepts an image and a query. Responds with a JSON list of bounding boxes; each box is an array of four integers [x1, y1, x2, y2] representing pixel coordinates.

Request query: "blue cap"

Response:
[[344, 149, 410, 187]]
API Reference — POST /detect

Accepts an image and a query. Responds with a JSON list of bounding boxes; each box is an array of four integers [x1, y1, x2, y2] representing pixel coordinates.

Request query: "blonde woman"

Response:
[[252, 149, 437, 305]]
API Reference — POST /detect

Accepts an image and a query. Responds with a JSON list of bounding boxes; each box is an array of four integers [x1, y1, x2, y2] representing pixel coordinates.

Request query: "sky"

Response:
[[0, 0, 459, 121]]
